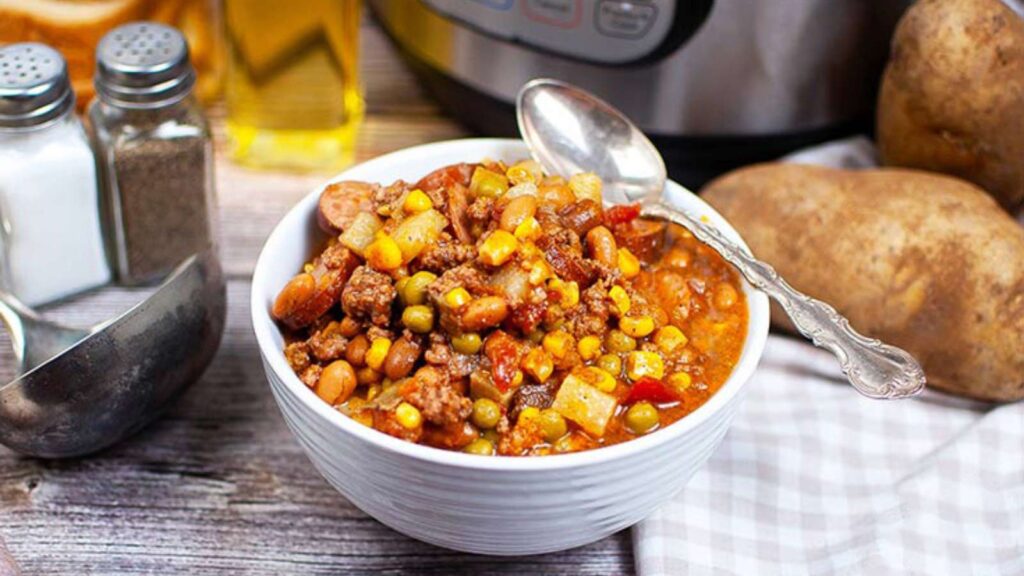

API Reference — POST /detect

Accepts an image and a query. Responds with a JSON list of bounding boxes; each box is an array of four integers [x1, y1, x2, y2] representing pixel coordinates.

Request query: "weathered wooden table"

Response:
[[0, 19, 635, 576]]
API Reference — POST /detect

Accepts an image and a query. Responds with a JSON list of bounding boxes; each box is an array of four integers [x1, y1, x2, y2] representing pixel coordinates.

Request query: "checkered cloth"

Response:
[[633, 138, 1024, 576]]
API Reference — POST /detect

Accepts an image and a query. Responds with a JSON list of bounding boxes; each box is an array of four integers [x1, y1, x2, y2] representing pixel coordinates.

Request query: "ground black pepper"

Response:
[[111, 128, 214, 282]]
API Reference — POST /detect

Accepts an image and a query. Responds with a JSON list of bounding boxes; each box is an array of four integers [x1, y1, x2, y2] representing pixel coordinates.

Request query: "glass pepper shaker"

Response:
[[88, 21, 217, 285]]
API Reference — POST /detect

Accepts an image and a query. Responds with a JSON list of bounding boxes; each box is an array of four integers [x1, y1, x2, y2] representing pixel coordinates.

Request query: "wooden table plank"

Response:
[[0, 15, 635, 576]]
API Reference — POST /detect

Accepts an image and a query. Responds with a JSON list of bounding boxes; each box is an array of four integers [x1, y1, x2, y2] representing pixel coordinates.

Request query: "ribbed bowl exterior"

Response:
[[264, 357, 744, 555], [251, 139, 769, 556]]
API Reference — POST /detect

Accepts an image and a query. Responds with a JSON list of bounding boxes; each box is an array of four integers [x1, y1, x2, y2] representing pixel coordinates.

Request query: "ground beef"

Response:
[[427, 264, 490, 313], [564, 279, 613, 339], [284, 341, 311, 372], [307, 322, 349, 362], [372, 180, 409, 214], [414, 233, 477, 273], [341, 266, 396, 326], [367, 325, 396, 342], [299, 364, 322, 388], [508, 383, 555, 422], [497, 418, 544, 456], [537, 231, 597, 286], [405, 366, 472, 426], [466, 196, 494, 224], [424, 332, 451, 366]]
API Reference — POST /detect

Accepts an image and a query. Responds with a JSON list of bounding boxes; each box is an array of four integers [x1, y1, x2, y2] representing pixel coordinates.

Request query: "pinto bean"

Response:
[[345, 334, 370, 366], [461, 296, 510, 331], [499, 195, 537, 232], [384, 336, 421, 380], [585, 226, 618, 267]]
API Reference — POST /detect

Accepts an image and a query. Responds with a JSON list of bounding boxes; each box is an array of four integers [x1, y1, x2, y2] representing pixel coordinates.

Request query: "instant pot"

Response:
[[369, 0, 909, 186]]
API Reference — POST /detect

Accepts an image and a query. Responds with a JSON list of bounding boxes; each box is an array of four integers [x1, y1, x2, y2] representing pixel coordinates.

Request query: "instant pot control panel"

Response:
[[420, 0, 712, 65]]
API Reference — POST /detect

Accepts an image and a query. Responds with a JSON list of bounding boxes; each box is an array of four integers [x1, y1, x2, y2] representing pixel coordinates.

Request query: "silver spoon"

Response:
[[517, 78, 926, 400], [0, 248, 226, 458]]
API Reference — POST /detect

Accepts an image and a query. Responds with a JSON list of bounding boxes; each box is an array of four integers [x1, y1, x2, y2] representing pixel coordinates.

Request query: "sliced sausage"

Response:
[[613, 218, 667, 262], [414, 162, 475, 193], [272, 244, 359, 330], [317, 181, 376, 234]]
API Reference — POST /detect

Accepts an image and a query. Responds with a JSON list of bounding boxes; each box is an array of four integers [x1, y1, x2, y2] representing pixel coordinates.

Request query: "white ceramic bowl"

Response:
[[251, 139, 770, 556]]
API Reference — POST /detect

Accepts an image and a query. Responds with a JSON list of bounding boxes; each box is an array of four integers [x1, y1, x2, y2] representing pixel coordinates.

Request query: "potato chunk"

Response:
[[551, 378, 618, 437]]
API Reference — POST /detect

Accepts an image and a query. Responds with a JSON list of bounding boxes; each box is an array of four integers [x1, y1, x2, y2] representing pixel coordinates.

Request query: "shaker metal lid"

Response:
[[0, 43, 74, 129], [95, 22, 195, 108]]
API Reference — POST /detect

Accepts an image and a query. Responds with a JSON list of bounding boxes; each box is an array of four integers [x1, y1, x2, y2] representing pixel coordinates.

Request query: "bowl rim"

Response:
[[251, 138, 770, 472]]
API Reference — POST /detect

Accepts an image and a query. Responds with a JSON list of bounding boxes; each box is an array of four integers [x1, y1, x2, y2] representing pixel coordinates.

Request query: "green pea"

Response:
[[597, 353, 623, 376], [625, 402, 660, 434], [401, 305, 435, 333], [538, 409, 567, 443], [526, 329, 545, 344], [471, 398, 501, 429], [395, 277, 411, 304], [401, 271, 437, 306], [452, 333, 483, 355], [604, 329, 637, 353], [482, 429, 501, 445], [463, 438, 494, 456]]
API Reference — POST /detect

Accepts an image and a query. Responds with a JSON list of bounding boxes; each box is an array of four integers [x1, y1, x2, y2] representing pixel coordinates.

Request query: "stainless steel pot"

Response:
[[370, 0, 909, 184]]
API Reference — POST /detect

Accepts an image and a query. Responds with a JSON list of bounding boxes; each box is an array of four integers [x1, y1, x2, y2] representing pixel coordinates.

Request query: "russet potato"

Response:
[[877, 0, 1024, 211], [702, 163, 1024, 402]]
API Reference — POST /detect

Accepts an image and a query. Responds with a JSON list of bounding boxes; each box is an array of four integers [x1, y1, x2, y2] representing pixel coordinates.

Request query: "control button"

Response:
[[596, 0, 657, 38], [470, 0, 515, 9], [523, 0, 582, 28]]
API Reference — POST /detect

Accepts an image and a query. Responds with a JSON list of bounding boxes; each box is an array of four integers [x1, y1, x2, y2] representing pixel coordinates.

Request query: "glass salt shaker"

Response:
[[0, 43, 111, 306], [88, 22, 217, 285]]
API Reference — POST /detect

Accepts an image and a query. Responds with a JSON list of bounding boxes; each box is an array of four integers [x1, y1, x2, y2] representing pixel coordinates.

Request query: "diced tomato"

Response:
[[625, 376, 679, 405], [504, 301, 546, 334], [484, 330, 521, 391], [605, 204, 641, 226]]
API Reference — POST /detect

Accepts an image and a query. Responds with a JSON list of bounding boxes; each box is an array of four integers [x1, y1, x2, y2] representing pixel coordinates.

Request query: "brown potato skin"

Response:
[[702, 163, 1024, 402], [877, 0, 1024, 211]]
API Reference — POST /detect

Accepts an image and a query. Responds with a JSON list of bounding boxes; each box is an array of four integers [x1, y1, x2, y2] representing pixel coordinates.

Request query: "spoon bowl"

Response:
[[0, 248, 226, 458], [517, 79, 926, 400]]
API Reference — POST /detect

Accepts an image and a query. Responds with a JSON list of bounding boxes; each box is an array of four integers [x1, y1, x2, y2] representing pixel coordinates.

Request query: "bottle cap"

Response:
[[95, 22, 195, 108], [0, 43, 74, 129]]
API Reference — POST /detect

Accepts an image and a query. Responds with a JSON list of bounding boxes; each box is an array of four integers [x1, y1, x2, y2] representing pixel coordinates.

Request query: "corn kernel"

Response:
[[365, 338, 391, 371], [549, 278, 580, 307], [365, 235, 402, 271], [668, 372, 692, 391], [654, 326, 688, 353], [618, 247, 641, 279], [620, 316, 655, 338], [518, 406, 541, 424], [514, 216, 542, 241], [577, 335, 602, 360], [625, 351, 665, 381], [527, 259, 551, 285], [542, 330, 575, 359], [521, 348, 554, 383], [478, 230, 518, 266], [444, 287, 472, 308], [568, 172, 603, 204], [395, 402, 422, 429], [608, 285, 631, 315], [402, 189, 433, 213], [303, 262, 315, 273], [512, 370, 524, 387]]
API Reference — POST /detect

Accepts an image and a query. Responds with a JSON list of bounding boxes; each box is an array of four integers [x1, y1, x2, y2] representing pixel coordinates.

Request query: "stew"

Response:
[[273, 160, 748, 456]]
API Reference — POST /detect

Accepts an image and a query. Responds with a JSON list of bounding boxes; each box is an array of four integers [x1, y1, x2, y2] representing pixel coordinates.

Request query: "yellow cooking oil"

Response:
[[224, 0, 363, 172]]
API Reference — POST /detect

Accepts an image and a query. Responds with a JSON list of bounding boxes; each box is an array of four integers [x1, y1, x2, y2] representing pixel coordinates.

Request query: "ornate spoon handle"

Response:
[[642, 201, 926, 399]]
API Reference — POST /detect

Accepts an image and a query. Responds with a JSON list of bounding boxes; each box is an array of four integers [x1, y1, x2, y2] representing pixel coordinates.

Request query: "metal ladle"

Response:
[[516, 79, 926, 400], [0, 249, 226, 458]]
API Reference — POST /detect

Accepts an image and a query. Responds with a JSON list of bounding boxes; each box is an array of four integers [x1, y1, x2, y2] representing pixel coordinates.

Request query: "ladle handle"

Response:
[[642, 200, 926, 400]]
